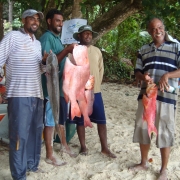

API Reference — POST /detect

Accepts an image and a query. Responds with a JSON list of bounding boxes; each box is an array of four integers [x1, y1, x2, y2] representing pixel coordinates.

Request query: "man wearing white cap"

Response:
[[0, 9, 47, 179]]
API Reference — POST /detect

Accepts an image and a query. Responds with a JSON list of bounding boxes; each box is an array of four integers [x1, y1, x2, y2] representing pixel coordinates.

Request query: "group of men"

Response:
[[0, 9, 115, 180], [0, 7, 179, 180]]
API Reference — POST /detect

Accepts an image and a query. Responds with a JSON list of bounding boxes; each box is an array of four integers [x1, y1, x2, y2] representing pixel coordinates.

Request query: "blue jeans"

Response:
[[8, 97, 43, 180]]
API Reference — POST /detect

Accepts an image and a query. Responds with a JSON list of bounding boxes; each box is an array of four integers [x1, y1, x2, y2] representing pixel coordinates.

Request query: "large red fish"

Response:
[[142, 83, 158, 137], [63, 45, 94, 128]]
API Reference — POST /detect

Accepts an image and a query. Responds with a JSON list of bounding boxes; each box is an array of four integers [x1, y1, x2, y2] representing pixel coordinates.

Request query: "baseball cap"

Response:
[[73, 25, 98, 41], [22, 9, 44, 20]]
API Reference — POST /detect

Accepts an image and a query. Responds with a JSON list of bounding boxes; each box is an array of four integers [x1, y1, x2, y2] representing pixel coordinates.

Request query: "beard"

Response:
[[27, 26, 38, 34], [81, 39, 92, 46], [52, 26, 61, 35]]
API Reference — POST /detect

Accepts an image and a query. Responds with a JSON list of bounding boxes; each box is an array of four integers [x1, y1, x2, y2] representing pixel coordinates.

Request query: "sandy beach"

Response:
[[0, 82, 180, 180]]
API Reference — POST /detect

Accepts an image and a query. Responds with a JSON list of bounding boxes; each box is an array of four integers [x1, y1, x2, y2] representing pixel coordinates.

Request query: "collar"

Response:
[[19, 28, 36, 40], [46, 30, 61, 38]]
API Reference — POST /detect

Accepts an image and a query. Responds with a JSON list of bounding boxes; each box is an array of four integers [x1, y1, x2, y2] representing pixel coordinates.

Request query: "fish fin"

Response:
[[64, 93, 69, 103], [84, 117, 93, 128]]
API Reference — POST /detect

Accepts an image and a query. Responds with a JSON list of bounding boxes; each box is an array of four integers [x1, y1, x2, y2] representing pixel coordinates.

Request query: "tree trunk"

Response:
[[36, 0, 57, 39], [0, 3, 3, 41], [71, 0, 82, 18], [92, 0, 142, 43], [8, 0, 13, 23], [8, 0, 13, 31]]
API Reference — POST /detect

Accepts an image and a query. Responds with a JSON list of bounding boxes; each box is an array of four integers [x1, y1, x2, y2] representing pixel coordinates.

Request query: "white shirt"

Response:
[[0, 28, 46, 99]]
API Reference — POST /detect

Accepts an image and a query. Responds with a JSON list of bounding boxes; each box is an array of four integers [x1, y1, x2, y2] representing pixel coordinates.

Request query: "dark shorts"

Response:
[[70, 92, 106, 126], [44, 96, 67, 126]]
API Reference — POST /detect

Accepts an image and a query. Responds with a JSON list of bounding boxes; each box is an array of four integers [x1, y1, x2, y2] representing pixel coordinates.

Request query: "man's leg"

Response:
[[129, 143, 150, 171], [158, 147, 170, 180], [44, 99, 66, 166], [44, 126, 54, 160], [77, 125, 88, 155], [59, 125, 77, 157], [44, 126, 66, 166], [97, 124, 116, 158], [58, 97, 76, 157]]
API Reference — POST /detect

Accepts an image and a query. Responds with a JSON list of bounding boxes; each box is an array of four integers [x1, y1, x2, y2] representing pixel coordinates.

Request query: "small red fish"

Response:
[[142, 83, 158, 137], [0, 85, 6, 94], [85, 75, 95, 116]]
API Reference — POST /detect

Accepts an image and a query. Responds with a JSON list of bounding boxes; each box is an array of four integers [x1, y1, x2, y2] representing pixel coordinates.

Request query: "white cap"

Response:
[[22, 9, 44, 20]]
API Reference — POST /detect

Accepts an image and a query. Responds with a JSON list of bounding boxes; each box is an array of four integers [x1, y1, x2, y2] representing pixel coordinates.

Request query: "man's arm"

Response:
[[56, 44, 77, 64], [135, 70, 153, 84]]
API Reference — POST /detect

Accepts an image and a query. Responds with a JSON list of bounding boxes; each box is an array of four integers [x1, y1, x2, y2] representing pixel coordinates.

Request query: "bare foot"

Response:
[[157, 170, 168, 180], [101, 150, 117, 158], [129, 163, 148, 172], [45, 156, 67, 166], [60, 146, 77, 158], [79, 148, 88, 156]]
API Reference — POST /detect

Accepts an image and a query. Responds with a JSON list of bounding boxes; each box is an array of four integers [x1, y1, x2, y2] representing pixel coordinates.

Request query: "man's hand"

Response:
[[144, 73, 153, 84], [158, 73, 169, 92], [65, 43, 78, 54], [42, 50, 50, 64]]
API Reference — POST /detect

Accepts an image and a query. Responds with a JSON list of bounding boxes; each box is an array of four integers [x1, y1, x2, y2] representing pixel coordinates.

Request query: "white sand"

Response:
[[0, 82, 180, 180]]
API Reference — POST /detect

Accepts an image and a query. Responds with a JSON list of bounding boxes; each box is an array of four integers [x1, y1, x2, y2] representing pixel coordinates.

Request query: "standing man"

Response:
[[0, 9, 47, 180], [40, 9, 76, 166], [72, 25, 116, 158], [131, 18, 180, 180]]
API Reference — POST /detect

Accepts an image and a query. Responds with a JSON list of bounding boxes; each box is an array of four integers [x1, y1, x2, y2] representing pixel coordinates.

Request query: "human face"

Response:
[[79, 31, 93, 46], [48, 14, 63, 35], [148, 19, 165, 47], [23, 14, 40, 36]]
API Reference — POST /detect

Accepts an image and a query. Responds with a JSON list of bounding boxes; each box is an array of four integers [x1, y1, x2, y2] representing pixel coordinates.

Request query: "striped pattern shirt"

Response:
[[135, 40, 180, 105], [0, 28, 46, 99]]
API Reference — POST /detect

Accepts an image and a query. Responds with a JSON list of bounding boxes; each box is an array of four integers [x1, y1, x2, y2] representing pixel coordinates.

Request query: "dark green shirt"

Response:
[[39, 30, 66, 97]]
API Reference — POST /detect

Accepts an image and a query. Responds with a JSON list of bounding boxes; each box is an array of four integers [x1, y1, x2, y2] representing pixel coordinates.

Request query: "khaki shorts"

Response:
[[133, 100, 176, 148]]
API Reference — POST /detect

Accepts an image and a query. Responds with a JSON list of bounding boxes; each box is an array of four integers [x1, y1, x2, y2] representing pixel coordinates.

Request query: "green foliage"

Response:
[[142, 0, 180, 39], [3, 21, 12, 35], [96, 15, 151, 65], [96, 14, 151, 82], [103, 57, 133, 82], [12, 18, 22, 30]]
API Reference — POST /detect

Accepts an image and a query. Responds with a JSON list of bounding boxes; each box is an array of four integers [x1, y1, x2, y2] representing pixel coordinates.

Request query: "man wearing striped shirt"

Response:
[[0, 9, 47, 180], [131, 18, 180, 180]]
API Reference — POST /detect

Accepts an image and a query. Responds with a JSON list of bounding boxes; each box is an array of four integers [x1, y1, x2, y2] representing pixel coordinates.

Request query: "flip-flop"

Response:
[[101, 152, 117, 158], [157, 170, 168, 180], [60, 147, 77, 158], [33, 168, 45, 173], [79, 149, 88, 156], [27, 167, 45, 173], [45, 158, 67, 166], [128, 164, 148, 172]]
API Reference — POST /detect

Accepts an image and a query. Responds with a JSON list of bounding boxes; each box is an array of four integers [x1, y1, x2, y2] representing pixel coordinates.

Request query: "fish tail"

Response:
[[64, 93, 69, 103], [71, 103, 81, 120], [148, 125, 158, 137]]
